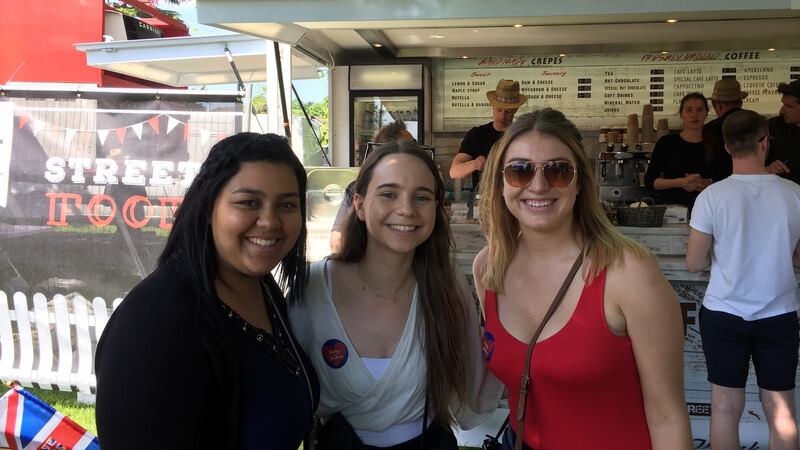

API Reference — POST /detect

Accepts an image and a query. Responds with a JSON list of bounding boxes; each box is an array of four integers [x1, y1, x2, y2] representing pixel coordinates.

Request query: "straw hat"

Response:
[[486, 79, 528, 110], [710, 79, 748, 102]]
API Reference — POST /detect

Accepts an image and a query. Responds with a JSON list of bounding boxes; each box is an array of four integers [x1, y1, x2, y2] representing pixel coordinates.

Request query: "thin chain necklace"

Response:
[[357, 264, 415, 304]]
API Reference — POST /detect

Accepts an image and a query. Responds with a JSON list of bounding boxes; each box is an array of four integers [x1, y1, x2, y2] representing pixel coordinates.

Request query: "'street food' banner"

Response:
[[0, 90, 242, 301]]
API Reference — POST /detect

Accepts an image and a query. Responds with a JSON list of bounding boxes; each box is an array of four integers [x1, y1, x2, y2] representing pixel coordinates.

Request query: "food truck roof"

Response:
[[194, 0, 800, 60], [75, 1, 800, 88], [75, 34, 323, 87]]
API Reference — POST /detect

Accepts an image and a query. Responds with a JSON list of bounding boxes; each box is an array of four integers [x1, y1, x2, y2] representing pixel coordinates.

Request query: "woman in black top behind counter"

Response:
[[645, 92, 717, 210], [95, 133, 319, 450]]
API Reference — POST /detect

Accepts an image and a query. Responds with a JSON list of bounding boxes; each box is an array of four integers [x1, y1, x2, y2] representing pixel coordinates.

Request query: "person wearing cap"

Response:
[[765, 79, 800, 185], [703, 79, 748, 180], [449, 79, 528, 191]]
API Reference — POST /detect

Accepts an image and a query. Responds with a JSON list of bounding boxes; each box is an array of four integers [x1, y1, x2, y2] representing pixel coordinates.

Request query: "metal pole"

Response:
[[225, 46, 265, 133], [273, 41, 292, 139], [243, 83, 252, 132], [224, 46, 245, 91], [291, 84, 331, 166]]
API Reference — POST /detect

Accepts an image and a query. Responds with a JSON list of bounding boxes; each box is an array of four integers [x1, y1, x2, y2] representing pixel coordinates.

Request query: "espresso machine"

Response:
[[596, 142, 654, 204]]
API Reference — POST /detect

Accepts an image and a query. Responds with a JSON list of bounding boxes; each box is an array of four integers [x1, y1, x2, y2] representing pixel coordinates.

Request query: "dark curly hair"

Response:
[[778, 79, 800, 100]]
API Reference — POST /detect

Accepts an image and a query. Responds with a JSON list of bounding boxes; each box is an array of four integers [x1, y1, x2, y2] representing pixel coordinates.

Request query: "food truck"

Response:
[[4, 0, 800, 446], [191, 2, 800, 446]]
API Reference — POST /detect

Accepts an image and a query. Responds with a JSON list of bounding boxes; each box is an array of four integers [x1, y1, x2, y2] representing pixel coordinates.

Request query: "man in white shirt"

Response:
[[687, 110, 800, 450]]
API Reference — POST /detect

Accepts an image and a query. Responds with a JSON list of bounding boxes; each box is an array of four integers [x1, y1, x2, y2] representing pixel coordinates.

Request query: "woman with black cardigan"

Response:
[[95, 133, 319, 450]]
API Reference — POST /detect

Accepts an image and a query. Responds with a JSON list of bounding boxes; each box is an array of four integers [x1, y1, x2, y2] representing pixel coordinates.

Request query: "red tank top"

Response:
[[482, 270, 652, 449]]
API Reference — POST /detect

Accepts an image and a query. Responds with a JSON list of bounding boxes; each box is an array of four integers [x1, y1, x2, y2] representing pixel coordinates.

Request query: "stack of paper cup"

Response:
[[607, 130, 621, 144], [655, 118, 670, 141], [626, 114, 640, 144], [641, 105, 655, 143]]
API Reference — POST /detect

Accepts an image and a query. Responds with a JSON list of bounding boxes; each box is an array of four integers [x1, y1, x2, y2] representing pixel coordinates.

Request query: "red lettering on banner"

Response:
[[44, 192, 183, 229], [158, 197, 183, 230], [46, 193, 83, 226], [87, 194, 116, 227], [122, 195, 152, 229]]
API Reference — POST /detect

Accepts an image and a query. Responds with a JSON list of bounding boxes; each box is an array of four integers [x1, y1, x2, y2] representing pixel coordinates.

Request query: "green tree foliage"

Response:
[[251, 92, 268, 115], [250, 85, 329, 149], [293, 97, 329, 147]]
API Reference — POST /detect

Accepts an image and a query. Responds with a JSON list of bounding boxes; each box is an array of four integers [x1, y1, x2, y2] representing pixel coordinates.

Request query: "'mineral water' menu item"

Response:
[[433, 49, 800, 130]]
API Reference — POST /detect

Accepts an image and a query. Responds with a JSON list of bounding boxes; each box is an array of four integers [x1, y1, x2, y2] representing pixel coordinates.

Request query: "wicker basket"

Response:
[[616, 198, 666, 227]]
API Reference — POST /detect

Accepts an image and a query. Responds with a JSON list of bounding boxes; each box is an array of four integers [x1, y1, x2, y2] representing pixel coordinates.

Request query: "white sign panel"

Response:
[[676, 281, 800, 449], [433, 50, 800, 131]]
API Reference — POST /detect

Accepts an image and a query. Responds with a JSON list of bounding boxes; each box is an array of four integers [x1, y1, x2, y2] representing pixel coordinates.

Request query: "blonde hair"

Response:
[[478, 108, 649, 293]]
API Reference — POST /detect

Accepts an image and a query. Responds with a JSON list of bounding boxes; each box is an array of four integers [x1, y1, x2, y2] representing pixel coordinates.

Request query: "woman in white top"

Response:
[[289, 141, 501, 449]]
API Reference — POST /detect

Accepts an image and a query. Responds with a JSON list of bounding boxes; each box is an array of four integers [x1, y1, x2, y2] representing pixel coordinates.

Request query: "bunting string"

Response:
[[15, 113, 233, 147]]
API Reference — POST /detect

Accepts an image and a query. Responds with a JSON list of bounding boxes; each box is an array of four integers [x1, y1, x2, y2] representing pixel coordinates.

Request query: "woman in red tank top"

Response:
[[473, 108, 692, 450]]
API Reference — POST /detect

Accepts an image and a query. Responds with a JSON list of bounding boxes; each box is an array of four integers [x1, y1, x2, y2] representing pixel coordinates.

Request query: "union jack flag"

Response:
[[0, 384, 100, 450]]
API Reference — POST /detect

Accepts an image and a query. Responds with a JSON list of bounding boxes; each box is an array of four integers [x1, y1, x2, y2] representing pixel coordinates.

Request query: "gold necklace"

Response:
[[357, 265, 415, 304]]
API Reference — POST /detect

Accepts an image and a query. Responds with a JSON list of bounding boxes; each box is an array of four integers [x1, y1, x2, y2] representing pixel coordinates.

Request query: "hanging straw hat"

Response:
[[709, 79, 748, 102], [486, 79, 528, 110]]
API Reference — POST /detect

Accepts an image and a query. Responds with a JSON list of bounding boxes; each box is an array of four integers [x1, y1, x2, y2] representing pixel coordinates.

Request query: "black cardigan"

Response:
[[95, 258, 316, 449], [644, 133, 713, 208]]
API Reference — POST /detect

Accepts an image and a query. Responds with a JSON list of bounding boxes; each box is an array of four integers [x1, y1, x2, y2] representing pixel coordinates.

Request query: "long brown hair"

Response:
[[338, 141, 468, 425], [478, 108, 648, 293]]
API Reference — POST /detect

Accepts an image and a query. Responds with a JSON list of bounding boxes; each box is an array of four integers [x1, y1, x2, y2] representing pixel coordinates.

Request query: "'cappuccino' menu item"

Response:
[[433, 50, 800, 131]]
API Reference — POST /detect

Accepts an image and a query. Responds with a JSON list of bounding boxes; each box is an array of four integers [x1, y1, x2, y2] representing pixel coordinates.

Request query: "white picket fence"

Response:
[[0, 291, 121, 402]]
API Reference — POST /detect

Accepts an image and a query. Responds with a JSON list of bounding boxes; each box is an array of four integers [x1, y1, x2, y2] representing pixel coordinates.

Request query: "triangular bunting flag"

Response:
[[148, 116, 160, 134], [32, 119, 45, 137], [183, 123, 190, 142], [18, 115, 29, 129], [64, 129, 77, 145], [97, 129, 110, 146], [166, 116, 180, 134], [131, 122, 143, 140], [200, 129, 211, 146], [115, 127, 127, 144]]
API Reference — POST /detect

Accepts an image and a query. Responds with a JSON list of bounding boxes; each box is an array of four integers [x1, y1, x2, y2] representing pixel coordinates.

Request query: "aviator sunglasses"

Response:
[[502, 160, 578, 189]]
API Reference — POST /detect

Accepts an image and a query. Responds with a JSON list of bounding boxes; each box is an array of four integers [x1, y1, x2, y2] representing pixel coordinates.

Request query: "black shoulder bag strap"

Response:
[[513, 250, 583, 450]]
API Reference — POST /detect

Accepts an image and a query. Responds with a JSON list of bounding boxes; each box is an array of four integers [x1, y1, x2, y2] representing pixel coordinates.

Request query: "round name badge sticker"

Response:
[[322, 339, 349, 369], [482, 331, 495, 362]]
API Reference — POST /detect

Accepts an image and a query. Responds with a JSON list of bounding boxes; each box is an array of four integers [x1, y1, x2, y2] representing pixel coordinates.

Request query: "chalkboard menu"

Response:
[[432, 49, 800, 131]]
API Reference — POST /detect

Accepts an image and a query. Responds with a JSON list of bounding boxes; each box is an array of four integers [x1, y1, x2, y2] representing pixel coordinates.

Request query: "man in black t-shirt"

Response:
[[449, 79, 528, 191], [766, 79, 800, 185]]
